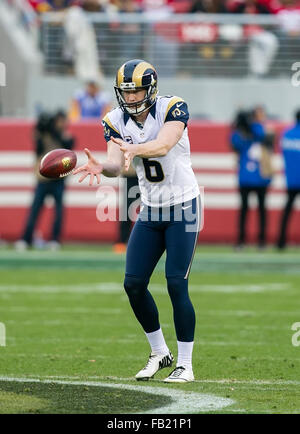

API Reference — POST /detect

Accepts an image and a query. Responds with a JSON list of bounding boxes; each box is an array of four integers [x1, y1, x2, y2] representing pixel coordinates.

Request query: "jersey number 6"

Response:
[[142, 158, 164, 182]]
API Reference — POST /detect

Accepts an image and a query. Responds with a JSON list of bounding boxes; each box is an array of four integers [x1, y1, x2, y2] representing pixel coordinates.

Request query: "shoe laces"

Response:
[[144, 354, 157, 369], [170, 366, 185, 377]]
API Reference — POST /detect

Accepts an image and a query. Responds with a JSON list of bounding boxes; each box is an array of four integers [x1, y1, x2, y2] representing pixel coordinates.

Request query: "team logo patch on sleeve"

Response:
[[164, 97, 189, 126]]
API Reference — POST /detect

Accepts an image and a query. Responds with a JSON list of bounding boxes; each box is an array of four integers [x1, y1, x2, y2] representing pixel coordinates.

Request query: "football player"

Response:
[[74, 59, 200, 382]]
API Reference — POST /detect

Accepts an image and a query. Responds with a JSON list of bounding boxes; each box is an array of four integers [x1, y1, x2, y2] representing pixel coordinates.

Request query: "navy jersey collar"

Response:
[[149, 102, 156, 119], [123, 102, 157, 125], [124, 111, 130, 125]]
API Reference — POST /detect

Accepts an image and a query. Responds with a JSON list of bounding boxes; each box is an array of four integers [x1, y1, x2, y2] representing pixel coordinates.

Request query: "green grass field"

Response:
[[0, 244, 300, 414]]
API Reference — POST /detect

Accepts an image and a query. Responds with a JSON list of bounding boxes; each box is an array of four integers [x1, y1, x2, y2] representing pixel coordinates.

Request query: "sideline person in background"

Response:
[[15, 110, 75, 251], [69, 80, 112, 121], [277, 109, 300, 250], [252, 105, 275, 179], [230, 109, 273, 250], [118, 0, 143, 66]]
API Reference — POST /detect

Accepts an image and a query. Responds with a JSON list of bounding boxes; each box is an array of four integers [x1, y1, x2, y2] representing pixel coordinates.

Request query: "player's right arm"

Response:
[[102, 139, 125, 177], [73, 114, 125, 186], [73, 144, 124, 186], [100, 113, 125, 177]]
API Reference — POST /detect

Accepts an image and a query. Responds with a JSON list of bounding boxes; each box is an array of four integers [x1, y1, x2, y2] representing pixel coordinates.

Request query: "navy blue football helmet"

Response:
[[114, 59, 158, 116]]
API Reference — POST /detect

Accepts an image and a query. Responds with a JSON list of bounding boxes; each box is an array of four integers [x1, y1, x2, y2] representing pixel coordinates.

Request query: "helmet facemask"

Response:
[[114, 73, 158, 116]]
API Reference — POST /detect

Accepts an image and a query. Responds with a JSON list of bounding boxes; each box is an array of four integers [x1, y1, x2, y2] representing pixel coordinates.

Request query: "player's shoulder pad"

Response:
[[102, 108, 122, 142], [163, 95, 189, 126]]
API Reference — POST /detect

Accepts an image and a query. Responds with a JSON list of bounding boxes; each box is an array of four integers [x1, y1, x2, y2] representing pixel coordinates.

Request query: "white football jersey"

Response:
[[102, 95, 199, 207]]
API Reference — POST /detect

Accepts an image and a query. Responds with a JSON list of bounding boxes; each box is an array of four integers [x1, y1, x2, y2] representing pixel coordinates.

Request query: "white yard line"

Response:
[[1, 338, 266, 346], [193, 378, 300, 386], [0, 374, 299, 415], [1, 374, 299, 387], [40, 375, 300, 387], [0, 282, 292, 295], [0, 376, 234, 414], [1, 250, 300, 263]]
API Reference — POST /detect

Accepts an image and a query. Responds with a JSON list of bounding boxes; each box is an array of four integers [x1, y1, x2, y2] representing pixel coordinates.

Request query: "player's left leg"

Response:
[[256, 186, 267, 249], [277, 189, 298, 249], [237, 186, 250, 248], [124, 214, 173, 380], [21, 182, 48, 245], [50, 180, 65, 246], [163, 195, 201, 383]]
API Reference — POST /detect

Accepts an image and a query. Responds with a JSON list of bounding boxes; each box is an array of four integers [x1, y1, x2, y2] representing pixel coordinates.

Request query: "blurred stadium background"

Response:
[[0, 0, 299, 246]]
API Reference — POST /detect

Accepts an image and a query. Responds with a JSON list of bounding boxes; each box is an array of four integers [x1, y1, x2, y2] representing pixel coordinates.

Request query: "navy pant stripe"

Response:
[[184, 194, 201, 279]]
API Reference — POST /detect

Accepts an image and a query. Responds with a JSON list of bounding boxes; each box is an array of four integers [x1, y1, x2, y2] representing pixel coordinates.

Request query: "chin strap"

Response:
[[126, 102, 148, 116]]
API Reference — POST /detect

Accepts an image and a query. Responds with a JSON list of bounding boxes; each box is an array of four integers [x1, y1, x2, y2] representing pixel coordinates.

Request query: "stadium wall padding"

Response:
[[0, 120, 299, 244]]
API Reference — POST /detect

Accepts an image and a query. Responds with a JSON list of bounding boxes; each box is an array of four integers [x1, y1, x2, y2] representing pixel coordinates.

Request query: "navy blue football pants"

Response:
[[22, 180, 65, 244], [277, 188, 300, 248], [124, 195, 201, 342]]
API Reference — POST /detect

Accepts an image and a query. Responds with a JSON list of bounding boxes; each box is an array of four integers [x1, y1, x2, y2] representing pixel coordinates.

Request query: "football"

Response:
[[39, 149, 77, 179]]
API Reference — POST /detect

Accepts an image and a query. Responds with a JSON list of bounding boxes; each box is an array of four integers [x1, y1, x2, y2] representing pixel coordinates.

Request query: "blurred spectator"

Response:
[[276, 0, 300, 36], [118, 0, 143, 65], [277, 109, 300, 249], [47, 0, 73, 9], [189, 1, 278, 76], [80, 0, 108, 12], [262, 0, 283, 12], [231, 1, 279, 76], [171, 0, 193, 13], [189, 0, 229, 13], [119, 0, 142, 16], [229, 0, 271, 13], [247, 31, 278, 77], [27, 0, 52, 12], [28, 0, 74, 12], [252, 105, 275, 178], [136, 0, 174, 16], [135, 0, 179, 77], [227, 1, 279, 76], [69, 80, 112, 120], [134, 0, 194, 13], [63, 3, 102, 81], [15, 110, 75, 251], [230, 109, 272, 249]]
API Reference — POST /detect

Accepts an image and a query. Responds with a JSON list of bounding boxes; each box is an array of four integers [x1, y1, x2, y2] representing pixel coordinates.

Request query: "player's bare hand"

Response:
[[73, 148, 103, 186], [110, 137, 138, 172]]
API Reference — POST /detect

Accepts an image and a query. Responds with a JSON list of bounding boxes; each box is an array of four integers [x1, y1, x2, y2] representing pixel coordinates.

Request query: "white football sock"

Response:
[[145, 328, 169, 355], [177, 341, 194, 370]]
